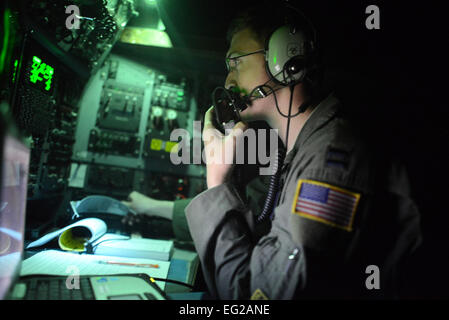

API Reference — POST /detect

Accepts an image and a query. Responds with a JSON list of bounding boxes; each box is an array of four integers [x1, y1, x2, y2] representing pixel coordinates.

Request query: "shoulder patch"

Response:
[[326, 147, 350, 169], [291, 179, 361, 232], [250, 288, 269, 300]]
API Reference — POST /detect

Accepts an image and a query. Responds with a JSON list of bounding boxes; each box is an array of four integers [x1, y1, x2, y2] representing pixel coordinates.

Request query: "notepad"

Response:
[[20, 250, 170, 290], [92, 234, 174, 261]]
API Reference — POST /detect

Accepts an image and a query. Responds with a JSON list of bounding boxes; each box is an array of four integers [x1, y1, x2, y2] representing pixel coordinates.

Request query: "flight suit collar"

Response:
[[283, 93, 340, 168]]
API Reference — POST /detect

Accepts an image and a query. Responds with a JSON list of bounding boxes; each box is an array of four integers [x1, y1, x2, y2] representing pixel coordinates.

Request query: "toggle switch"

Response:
[[166, 109, 178, 131], [151, 106, 164, 130]]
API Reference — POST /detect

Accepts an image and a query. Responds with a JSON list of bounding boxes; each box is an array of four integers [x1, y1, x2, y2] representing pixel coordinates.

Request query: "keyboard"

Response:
[[13, 275, 159, 300], [21, 276, 95, 300]]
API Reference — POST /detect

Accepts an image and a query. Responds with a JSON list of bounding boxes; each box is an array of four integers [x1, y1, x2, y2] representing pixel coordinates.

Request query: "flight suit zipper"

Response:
[[286, 248, 299, 274]]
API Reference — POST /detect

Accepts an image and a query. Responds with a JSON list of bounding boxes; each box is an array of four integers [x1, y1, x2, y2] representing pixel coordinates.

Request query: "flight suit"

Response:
[[171, 175, 271, 243], [185, 93, 422, 299], [172, 198, 194, 242]]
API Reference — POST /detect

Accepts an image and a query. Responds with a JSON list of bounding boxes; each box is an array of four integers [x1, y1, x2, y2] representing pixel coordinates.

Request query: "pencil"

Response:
[[98, 260, 159, 269]]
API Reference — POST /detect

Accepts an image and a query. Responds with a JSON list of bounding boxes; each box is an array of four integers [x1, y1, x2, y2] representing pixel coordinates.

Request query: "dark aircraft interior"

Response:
[[0, 0, 447, 300]]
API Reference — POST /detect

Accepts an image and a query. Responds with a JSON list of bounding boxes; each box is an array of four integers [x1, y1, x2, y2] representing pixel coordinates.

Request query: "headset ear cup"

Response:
[[266, 25, 311, 86], [284, 57, 306, 81]]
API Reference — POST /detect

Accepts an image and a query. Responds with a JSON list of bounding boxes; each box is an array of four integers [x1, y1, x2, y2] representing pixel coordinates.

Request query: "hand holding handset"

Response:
[[211, 87, 249, 133], [207, 87, 251, 189], [209, 86, 287, 224]]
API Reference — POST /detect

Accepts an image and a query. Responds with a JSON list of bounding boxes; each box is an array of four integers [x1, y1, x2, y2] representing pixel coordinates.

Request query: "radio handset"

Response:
[[211, 87, 249, 133]]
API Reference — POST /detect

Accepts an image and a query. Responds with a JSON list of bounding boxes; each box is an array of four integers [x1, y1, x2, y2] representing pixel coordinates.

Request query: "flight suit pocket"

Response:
[[251, 233, 304, 299], [250, 235, 279, 291], [255, 236, 279, 266]]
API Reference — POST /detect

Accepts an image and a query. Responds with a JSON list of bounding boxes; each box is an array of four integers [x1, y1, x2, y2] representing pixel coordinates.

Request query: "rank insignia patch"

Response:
[[292, 179, 361, 231], [326, 147, 350, 169]]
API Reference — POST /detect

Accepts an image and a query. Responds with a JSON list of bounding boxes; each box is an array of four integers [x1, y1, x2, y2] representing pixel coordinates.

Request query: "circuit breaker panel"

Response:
[[71, 54, 205, 201]]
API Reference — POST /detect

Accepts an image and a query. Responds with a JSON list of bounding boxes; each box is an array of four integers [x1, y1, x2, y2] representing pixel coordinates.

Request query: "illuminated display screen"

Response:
[[28, 55, 54, 92]]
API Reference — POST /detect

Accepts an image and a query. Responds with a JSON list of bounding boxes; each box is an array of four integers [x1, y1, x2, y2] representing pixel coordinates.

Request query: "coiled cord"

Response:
[[256, 85, 295, 223], [256, 143, 286, 223]]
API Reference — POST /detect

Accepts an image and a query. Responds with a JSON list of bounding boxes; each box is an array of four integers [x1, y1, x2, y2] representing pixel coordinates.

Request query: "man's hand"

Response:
[[203, 106, 248, 189], [121, 191, 174, 226]]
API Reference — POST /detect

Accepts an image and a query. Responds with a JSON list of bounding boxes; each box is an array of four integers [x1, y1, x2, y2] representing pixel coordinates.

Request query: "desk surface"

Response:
[[23, 245, 199, 293]]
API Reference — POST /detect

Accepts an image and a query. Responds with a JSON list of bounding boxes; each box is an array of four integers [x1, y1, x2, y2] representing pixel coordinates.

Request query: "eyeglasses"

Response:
[[225, 49, 265, 72]]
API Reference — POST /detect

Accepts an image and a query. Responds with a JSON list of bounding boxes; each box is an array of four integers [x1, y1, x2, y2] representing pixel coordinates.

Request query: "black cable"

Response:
[[284, 85, 295, 152], [150, 277, 195, 290], [250, 83, 304, 119], [256, 144, 285, 223], [256, 86, 295, 223], [89, 236, 131, 254]]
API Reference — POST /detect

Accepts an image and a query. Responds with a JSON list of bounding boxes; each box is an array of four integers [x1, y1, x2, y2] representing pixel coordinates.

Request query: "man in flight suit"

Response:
[[184, 5, 422, 299]]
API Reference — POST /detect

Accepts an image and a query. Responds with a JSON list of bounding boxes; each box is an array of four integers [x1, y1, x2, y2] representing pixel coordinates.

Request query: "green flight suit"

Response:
[[171, 175, 271, 243], [185, 93, 422, 299]]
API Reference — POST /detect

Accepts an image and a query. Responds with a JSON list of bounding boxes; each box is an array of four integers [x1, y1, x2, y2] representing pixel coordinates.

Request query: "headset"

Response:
[[214, 3, 319, 119], [251, 2, 319, 99]]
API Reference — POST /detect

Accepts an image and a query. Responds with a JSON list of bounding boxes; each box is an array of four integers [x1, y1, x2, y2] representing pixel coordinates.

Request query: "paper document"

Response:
[[26, 218, 106, 251], [20, 250, 170, 290]]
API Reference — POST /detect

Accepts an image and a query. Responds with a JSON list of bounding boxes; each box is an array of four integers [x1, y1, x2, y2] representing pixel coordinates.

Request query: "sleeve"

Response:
[[185, 183, 256, 299], [172, 174, 270, 244], [172, 198, 194, 242], [186, 180, 310, 300], [186, 177, 365, 299]]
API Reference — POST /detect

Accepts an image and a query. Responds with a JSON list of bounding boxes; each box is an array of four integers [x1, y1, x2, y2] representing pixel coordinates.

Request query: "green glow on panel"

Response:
[[147, 29, 172, 48], [29, 55, 54, 91], [11, 59, 18, 83], [152, 106, 163, 117], [167, 109, 177, 120], [0, 9, 11, 75]]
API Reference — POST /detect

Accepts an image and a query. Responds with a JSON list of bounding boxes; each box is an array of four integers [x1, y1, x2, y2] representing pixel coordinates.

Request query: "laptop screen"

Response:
[[0, 134, 30, 299]]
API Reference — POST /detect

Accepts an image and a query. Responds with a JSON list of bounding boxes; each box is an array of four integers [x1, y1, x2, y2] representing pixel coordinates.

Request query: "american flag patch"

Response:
[[292, 179, 361, 231]]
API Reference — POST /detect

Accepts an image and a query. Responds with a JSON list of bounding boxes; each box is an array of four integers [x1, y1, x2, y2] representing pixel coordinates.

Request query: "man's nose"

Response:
[[224, 72, 236, 90]]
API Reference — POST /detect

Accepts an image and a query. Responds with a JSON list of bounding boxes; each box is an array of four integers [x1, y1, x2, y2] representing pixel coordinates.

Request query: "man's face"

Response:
[[225, 28, 272, 121]]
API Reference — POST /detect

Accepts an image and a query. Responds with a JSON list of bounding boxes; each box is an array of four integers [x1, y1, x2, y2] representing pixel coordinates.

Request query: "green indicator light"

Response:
[[273, 55, 277, 64], [177, 91, 184, 97], [14, 59, 18, 67]]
